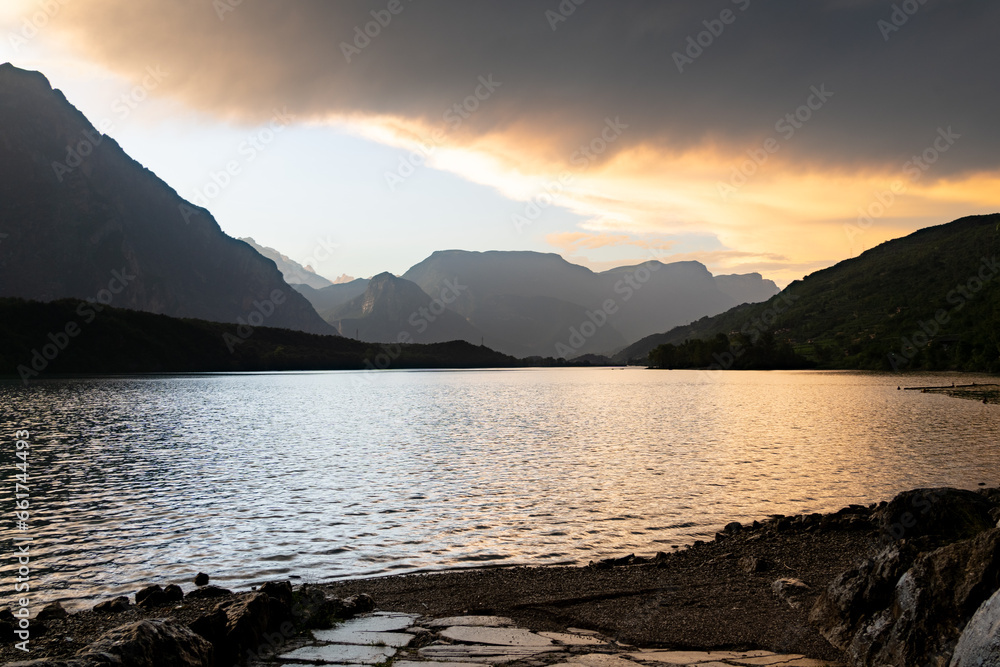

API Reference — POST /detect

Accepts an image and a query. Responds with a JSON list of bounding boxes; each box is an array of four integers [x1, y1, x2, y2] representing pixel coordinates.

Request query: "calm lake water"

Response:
[[1, 368, 999, 611]]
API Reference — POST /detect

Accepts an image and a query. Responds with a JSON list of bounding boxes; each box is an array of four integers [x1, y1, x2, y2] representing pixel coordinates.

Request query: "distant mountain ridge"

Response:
[[325, 272, 485, 344], [0, 64, 333, 335], [240, 237, 335, 289], [293, 249, 779, 357]]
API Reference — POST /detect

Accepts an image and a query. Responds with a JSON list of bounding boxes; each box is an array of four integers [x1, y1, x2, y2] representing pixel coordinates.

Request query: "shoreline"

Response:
[[4, 486, 998, 666]]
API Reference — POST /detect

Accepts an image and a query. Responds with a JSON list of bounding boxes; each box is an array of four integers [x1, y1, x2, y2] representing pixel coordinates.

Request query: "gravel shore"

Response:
[[1, 504, 883, 664]]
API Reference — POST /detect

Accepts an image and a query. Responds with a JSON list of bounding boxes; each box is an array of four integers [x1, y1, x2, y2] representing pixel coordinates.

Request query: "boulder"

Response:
[[9, 619, 215, 667], [811, 537, 931, 650], [163, 584, 184, 602], [135, 585, 169, 608], [190, 589, 293, 666], [185, 585, 232, 600], [81, 618, 213, 667], [771, 578, 811, 609], [258, 580, 293, 607], [217, 592, 288, 665], [194, 573, 209, 587], [739, 556, 770, 573], [345, 593, 376, 615], [813, 528, 1000, 666], [35, 602, 68, 621], [950, 586, 1000, 666], [877, 487, 996, 543], [293, 585, 373, 628], [93, 596, 130, 614], [1, 607, 16, 643], [188, 605, 229, 646]]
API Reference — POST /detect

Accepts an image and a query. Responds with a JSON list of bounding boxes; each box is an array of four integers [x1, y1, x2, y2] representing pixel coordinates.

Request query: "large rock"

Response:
[[810, 538, 931, 649], [185, 585, 232, 600], [35, 602, 68, 621], [0, 607, 16, 643], [292, 585, 373, 628], [190, 587, 294, 665], [135, 584, 169, 608], [813, 528, 1000, 666], [950, 586, 1000, 666], [877, 487, 997, 543], [82, 619, 213, 667], [92, 596, 130, 614], [8, 619, 214, 667]]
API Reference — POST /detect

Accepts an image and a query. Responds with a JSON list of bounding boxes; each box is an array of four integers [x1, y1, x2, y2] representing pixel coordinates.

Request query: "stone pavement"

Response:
[[256, 611, 843, 667]]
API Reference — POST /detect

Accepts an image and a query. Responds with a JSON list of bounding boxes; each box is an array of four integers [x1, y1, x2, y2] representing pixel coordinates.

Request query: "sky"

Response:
[[2, 0, 998, 287]]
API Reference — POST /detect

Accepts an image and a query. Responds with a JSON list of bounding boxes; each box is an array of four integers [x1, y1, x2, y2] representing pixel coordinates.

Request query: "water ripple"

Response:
[[1, 369, 999, 611]]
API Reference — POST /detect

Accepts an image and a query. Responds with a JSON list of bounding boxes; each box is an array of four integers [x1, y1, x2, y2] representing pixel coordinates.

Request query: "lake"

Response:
[[1, 368, 998, 611]]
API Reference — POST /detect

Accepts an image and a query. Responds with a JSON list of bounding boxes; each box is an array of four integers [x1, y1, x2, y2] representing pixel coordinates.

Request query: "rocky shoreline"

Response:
[[3, 486, 999, 667]]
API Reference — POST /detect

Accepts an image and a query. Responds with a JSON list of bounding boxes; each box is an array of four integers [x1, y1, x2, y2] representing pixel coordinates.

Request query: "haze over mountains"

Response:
[[0, 64, 333, 335], [288, 249, 779, 358], [0, 62, 783, 361], [240, 237, 335, 290]]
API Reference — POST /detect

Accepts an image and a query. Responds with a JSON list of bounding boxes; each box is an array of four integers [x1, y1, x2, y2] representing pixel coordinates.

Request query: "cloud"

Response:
[[546, 232, 676, 254], [45, 0, 1000, 171], [30, 0, 1000, 282]]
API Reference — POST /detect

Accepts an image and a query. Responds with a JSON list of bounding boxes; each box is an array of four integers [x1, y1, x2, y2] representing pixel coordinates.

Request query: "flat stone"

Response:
[[730, 655, 806, 666], [395, 662, 485, 667], [419, 644, 560, 662], [312, 627, 413, 647], [627, 650, 776, 664], [538, 632, 607, 646], [426, 616, 515, 628], [566, 628, 602, 636], [556, 654, 639, 667], [341, 612, 420, 633], [440, 626, 554, 647], [279, 643, 396, 664]]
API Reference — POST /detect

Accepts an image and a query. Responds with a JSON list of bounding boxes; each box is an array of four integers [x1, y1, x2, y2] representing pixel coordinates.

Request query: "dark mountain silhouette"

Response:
[[0, 64, 333, 335], [620, 214, 1000, 371], [398, 250, 777, 357], [294, 279, 370, 316], [325, 272, 485, 344], [240, 237, 334, 289], [714, 273, 781, 305], [0, 298, 516, 380]]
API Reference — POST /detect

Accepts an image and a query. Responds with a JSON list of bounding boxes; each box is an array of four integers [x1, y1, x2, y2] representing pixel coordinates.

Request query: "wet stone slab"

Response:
[[625, 651, 843, 666], [426, 616, 515, 628], [419, 643, 562, 662], [538, 631, 608, 646], [277, 643, 397, 664], [312, 626, 413, 648], [439, 626, 555, 647], [628, 651, 779, 664], [553, 654, 640, 667]]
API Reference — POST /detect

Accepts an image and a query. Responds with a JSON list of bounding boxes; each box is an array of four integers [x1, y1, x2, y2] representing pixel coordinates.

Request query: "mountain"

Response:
[[240, 237, 334, 289], [325, 272, 485, 344], [714, 273, 780, 305], [619, 214, 1000, 371], [0, 64, 333, 335], [401, 250, 772, 357], [0, 298, 516, 379], [294, 279, 370, 315]]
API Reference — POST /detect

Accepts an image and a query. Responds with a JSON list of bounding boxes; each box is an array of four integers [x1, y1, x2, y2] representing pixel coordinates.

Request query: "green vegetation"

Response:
[[649, 331, 813, 370], [639, 214, 1000, 372]]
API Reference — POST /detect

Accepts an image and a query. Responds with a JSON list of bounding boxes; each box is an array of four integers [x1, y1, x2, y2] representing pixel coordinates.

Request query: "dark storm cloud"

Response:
[[57, 0, 999, 173]]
